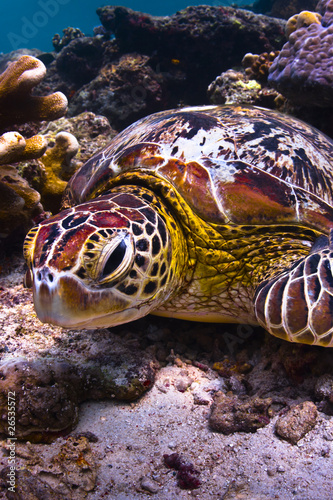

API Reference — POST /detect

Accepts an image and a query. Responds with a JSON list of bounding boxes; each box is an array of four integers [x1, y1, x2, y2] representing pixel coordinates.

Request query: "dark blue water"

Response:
[[0, 0, 251, 55]]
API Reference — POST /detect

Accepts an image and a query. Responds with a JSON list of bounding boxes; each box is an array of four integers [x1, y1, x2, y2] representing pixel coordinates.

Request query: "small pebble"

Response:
[[275, 401, 318, 444], [141, 476, 160, 494], [175, 376, 193, 392], [192, 391, 211, 405]]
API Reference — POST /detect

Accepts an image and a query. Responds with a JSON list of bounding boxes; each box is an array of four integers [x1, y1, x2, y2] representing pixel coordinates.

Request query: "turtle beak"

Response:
[[31, 266, 141, 329]]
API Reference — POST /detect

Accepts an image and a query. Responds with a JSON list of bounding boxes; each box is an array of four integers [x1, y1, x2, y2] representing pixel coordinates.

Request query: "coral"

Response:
[[242, 51, 280, 81], [0, 55, 69, 241], [207, 69, 281, 109], [285, 10, 322, 37], [20, 112, 116, 213], [38, 111, 116, 165], [0, 132, 46, 165], [68, 54, 165, 129], [0, 54, 67, 170], [0, 165, 43, 238], [268, 2, 333, 106], [0, 55, 67, 128], [52, 26, 85, 52], [38, 131, 79, 213], [163, 453, 201, 489]]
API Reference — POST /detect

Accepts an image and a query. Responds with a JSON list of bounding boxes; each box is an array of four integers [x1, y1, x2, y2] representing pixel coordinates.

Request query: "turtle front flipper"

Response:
[[254, 231, 333, 347]]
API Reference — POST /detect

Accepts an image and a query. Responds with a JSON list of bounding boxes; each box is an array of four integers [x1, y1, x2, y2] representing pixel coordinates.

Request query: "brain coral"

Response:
[[268, 4, 333, 106]]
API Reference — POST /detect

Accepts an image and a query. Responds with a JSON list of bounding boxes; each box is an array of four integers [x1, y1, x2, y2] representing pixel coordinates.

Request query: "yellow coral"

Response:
[[0, 165, 42, 237], [39, 131, 79, 212], [0, 132, 47, 165], [286, 11, 322, 37]]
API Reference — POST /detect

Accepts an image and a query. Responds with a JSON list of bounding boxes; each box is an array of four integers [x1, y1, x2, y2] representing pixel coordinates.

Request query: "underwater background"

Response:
[[1, 0, 252, 54]]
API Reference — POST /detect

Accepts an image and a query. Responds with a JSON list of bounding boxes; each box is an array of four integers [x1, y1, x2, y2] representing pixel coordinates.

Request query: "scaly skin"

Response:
[[24, 185, 188, 329]]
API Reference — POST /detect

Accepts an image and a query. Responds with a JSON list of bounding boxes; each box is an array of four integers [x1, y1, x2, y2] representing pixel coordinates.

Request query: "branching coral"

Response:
[[0, 132, 47, 165], [0, 55, 69, 242], [0, 55, 68, 165], [0, 55, 67, 128]]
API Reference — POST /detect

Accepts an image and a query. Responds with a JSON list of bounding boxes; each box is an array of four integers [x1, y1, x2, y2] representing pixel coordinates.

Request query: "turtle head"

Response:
[[24, 187, 187, 329]]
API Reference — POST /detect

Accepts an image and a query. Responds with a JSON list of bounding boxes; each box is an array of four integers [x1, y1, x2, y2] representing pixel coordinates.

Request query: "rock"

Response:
[[209, 393, 272, 433], [0, 338, 157, 441], [68, 54, 166, 130], [56, 37, 105, 86], [275, 401, 318, 444], [141, 476, 160, 493], [0, 467, 59, 500], [314, 374, 333, 402]]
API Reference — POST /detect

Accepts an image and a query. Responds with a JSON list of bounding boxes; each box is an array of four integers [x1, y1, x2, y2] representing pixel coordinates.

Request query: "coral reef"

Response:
[[268, 2, 333, 106], [0, 55, 68, 247], [95, 5, 285, 105], [22, 6, 286, 129], [52, 27, 85, 52]]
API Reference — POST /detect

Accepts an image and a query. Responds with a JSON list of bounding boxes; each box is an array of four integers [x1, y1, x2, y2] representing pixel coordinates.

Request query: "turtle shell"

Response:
[[64, 105, 333, 233]]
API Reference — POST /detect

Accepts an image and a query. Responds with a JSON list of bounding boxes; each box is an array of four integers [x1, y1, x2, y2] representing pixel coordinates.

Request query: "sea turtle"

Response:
[[24, 105, 333, 346]]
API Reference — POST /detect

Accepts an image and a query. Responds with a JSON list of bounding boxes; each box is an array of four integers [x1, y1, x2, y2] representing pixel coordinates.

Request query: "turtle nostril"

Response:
[[36, 268, 55, 284]]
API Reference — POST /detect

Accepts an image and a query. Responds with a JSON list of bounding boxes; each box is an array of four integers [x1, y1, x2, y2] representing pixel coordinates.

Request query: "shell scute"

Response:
[[158, 158, 223, 223], [212, 161, 297, 225]]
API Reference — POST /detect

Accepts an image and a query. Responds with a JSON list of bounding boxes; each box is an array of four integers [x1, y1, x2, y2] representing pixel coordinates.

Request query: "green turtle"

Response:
[[24, 105, 333, 346]]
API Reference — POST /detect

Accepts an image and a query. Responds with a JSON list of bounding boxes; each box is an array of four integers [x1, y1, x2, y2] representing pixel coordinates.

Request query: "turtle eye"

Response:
[[101, 239, 127, 277], [83, 230, 134, 284]]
